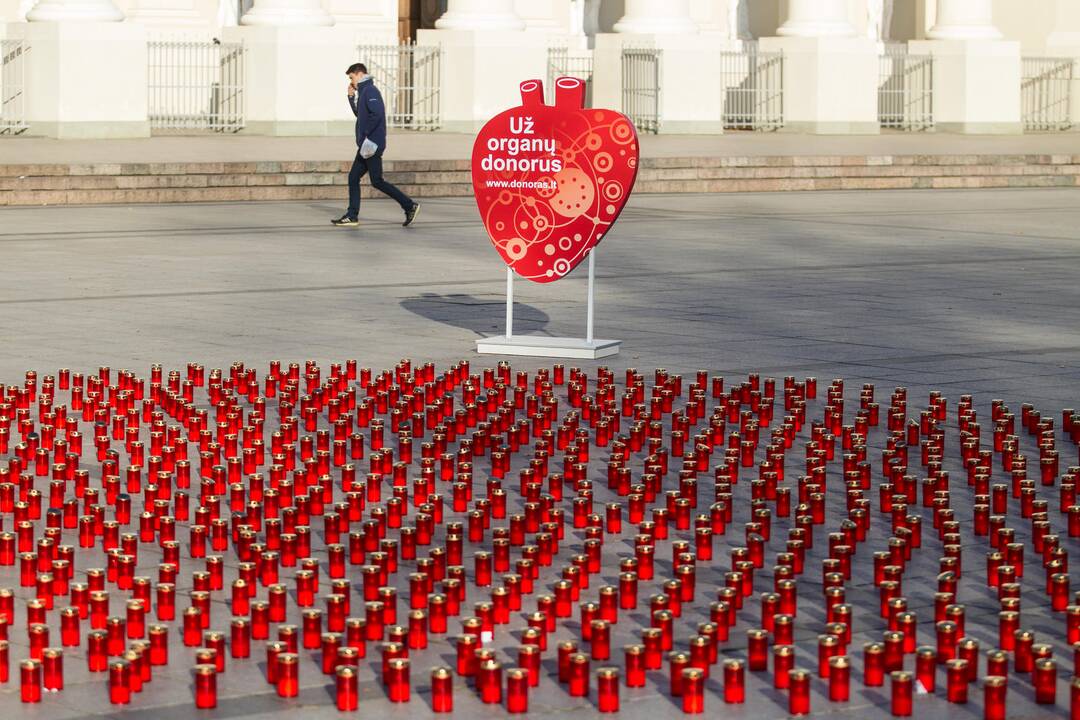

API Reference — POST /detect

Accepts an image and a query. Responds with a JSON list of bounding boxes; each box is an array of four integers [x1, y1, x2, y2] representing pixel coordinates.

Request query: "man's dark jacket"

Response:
[[349, 76, 388, 151]]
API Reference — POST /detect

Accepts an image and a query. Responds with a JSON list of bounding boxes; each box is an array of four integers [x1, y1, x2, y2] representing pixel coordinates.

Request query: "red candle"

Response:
[[864, 642, 885, 686], [137, 623, 163, 667], [108, 659, 129, 705], [478, 660, 503, 704], [682, 667, 705, 714], [829, 656, 850, 701], [597, 666, 619, 712], [946, 659, 969, 702], [42, 647, 62, 691], [195, 664, 217, 709], [506, 666, 528, 713], [386, 657, 410, 703], [723, 659, 744, 703], [983, 675, 1007, 720], [568, 653, 590, 696], [625, 644, 646, 687], [1034, 658, 1057, 704], [819, 634, 840, 677], [788, 667, 811, 715], [773, 644, 794, 688], [747, 628, 769, 671], [916, 646, 936, 692], [276, 652, 299, 697], [431, 666, 453, 712], [891, 670, 913, 716], [335, 666, 358, 711]]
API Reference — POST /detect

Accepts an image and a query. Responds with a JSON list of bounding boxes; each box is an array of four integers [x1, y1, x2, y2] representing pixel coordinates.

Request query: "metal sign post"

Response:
[[478, 249, 620, 359]]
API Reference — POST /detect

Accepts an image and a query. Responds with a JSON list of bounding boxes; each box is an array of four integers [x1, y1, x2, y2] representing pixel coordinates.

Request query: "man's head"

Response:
[[346, 62, 368, 86]]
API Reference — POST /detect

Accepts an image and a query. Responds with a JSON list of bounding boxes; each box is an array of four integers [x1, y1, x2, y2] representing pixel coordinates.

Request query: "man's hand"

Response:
[[347, 82, 356, 97]]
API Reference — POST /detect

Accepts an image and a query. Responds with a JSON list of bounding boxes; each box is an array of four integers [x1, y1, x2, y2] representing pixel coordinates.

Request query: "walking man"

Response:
[[333, 62, 420, 227]]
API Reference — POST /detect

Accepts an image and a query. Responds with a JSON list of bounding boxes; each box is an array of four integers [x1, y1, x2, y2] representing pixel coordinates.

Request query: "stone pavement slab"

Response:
[[0, 189, 1077, 719]]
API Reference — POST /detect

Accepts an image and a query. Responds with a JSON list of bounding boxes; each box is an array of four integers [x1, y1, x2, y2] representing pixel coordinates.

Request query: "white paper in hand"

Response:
[[360, 138, 378, 159]]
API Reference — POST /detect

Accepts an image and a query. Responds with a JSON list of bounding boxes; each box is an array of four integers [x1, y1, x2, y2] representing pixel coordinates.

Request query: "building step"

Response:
[[2, 154, 1078, 206]]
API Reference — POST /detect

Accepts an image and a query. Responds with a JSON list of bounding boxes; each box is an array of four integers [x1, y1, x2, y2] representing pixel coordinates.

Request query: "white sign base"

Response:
[[476, 250, 621, 359], [476, 335, 621, 359]]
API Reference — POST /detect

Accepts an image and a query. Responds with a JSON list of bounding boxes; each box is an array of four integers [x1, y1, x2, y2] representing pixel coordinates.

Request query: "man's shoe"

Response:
[[332, 215, 359, 227], [403, 203, 420, 227]]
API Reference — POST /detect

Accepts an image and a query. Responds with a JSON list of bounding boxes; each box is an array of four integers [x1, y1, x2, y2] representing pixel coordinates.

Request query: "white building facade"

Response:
[[0, 0, 1077, 138]]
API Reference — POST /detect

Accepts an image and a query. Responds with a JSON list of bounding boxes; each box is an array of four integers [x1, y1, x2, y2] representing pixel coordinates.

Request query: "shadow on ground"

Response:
[[400, 293, 551, 336]]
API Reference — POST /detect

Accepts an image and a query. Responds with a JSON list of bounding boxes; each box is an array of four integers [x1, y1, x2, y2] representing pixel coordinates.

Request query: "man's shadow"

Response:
[[400, 293, 551, 336]]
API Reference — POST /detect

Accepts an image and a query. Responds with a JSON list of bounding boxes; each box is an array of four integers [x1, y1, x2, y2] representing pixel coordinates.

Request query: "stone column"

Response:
[[758, 0, 879, 133], [1046, 0, 1080, 49], [776, 0, 855, 37], [926, 0, 1001, 40], [613, 0, 698, 35], [127, 0, 203, 26], [25, 0, 123, 21], [514, 0, 562, 30], [435, 0, 524, 30], [15, 0, 149, 137], [909, 0, 1020, 133], [327, 0, 398, 42], [592, 0, 723, 132], [239, 0, 333, 26]]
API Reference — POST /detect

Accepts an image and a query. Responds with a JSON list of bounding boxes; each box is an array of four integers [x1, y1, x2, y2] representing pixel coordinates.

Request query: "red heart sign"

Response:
[[471, 78, 640, 283]]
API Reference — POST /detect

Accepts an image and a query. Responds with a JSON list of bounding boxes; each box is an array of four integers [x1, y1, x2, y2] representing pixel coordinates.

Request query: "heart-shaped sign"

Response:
[[471, 77, 640, 283]]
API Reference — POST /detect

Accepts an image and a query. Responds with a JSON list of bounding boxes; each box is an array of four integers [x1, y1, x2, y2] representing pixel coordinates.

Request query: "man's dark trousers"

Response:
[[346, 149, 412, 219]]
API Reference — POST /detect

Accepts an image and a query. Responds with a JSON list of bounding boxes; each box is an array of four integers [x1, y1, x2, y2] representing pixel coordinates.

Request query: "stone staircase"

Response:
[[2, 154, 1079, 206]]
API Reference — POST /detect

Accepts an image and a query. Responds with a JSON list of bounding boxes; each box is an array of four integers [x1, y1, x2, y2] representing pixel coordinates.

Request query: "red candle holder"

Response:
[[505, 666, 528, 713], [789, 668, 810, 716], [864, 642, 885, 686], [891, 670, 913, 716], [983, 676, 1007, 720], [276, 652, 299, 697], [1034, 658, 1057, 704], [723, 659, 744, 703], [431, 666, 453, 712], [108, 659, 128, 705], [386, 657, 409, 703], [829, 656, 850, 701], [682, 667, 705, 714], [195, 664, 217, 709]]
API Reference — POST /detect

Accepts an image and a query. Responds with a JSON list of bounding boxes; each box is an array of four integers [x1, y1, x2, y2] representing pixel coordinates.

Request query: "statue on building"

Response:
[[727, 0, 752, 41], [569, 0, 601, 39], [867, 0, 894, 43]]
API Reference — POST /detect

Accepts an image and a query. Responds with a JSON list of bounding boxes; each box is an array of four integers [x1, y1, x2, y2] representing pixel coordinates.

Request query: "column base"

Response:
[[758, 36, 880, 136], [13, 21, 149, 139], [242, 120, 354, 136], [909, 39, 1021, 134], [934, 122, 1023, 135], [415, 29, 548, 129], [223, 26, 359, 136], [781, 121, 881, 135], [27, 120, 150, 139], [592, 33, 726, 134]]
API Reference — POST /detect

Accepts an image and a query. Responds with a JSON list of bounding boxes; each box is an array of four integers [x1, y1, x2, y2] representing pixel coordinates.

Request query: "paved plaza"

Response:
[[0, 188, 1078, 719], [1, 188, 1078, 404]]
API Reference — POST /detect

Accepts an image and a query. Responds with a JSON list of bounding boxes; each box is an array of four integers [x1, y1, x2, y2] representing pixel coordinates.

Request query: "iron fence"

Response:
[[621, 47, 661, 134], [358, 42, 441, 130], [547, 48, 594, 106], [148, 40, 245, 132], [878, 44, 934, 131], [720, 46, 783, 131], [1022, 57, 1074, 131], [0, 39, 28, 135]]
